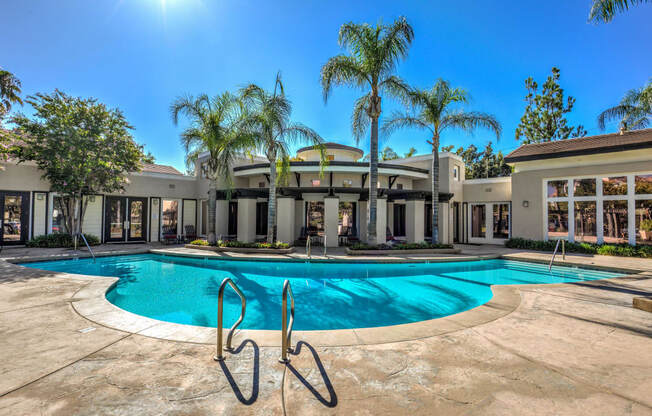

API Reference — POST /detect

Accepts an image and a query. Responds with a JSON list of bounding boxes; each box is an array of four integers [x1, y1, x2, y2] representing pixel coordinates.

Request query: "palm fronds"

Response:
[[588, 0, 651, 23]]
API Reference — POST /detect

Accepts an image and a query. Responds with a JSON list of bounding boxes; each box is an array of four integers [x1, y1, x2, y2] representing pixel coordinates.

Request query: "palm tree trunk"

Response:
[[431, 137, 440, 244], [367, 115, 379, 245], [207, 181, 217, 244], [267, 160, 277, 243]]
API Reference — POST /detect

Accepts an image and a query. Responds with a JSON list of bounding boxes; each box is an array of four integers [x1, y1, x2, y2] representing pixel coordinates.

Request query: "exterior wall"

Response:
[[511, 158, 652, 241], [297, 148, 362, 162], [150, 198, 160, 242], [462, 179, 512, 203], [182, 199, 197, 234], [81, 195, 103, 238], [0, 163, 51, 191], [32, 192, 47, 237]]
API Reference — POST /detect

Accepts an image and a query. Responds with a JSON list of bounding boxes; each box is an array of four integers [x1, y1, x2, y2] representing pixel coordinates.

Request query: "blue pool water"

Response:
[[20, 254, 620, 330]]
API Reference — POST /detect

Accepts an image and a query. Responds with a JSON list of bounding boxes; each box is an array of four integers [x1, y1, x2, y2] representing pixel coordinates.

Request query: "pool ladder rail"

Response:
[[549, 239, 565, 271], [279, 279, 295, 363], [306, 236, 312, 259], [78, 233, 96, 263], [214, 278, 246, 362]]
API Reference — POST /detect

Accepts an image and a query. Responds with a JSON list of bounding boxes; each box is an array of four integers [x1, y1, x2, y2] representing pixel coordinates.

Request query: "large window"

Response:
[[52, 196, 69, 234], [471, 205, 486, 238], [547, 180, 568, 198], [635, 200, 652, 245], [338, 202, 356, 236], [574, 179, 596, 196], [162, 200, 178, 236], [603, 177, 627, 196], [603, 200, 628, 244], [393, 204, 406, 237], [574, 201, 596, 242], [493, 204, 510, 239], [547, 202, 568, 238], [306, 201, 324, 234], [635, 174, 652, 195]]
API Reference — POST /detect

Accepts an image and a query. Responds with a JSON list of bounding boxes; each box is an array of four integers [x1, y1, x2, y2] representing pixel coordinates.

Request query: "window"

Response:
[[493, 204, 510, 239], [602, 176, 627, 196], [453, 166, 459, 181], [258, 182, 265, 188], [342, 179, 353, 188], [393, 204, 406, 237], [574, 178, 596, 196], [255, 202, 268, 235], [162, 200, 178, 236], [306, 201, 324, 234], [547, 180, 568, 198], [547, 202, 568, 238], [311, 179, 321, 187], [327, 154, 335, 161], [228, 202, 237, 236], [635, 200, 652, 245], [603, 200, 628, 244], [574, 201, 596, 242], [52, 196, 69, 234], [338, 202, 356, 236], [200, 162, 209, 179], [396, 183, 403, 190], [635, 174, 652, 195], [471, 205, 486, 238]]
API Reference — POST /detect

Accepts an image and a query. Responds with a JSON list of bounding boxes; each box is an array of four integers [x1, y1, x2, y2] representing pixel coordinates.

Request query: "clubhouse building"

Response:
[[1, 129, 651, 247]]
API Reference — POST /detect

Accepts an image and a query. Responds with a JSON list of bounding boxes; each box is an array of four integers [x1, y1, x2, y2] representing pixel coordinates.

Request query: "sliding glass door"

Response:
[[0, 191, 29, 245], [104, 196, 148, 242]]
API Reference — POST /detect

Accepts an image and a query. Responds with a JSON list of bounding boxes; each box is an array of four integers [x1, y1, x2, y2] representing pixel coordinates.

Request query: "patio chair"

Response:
[[347, 226, 360, 245], [184, 225, 197, 243], [162, 225, 178, 245]]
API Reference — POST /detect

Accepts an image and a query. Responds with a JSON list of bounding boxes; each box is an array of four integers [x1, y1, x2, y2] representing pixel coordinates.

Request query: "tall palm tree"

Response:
[[382, 79, 502, 244], [320, 17, 414, 245], [588, 0, 651, 23], [171, 92, 253, 244], [0, 69, 23, 118], [598, 81, 651, 131], [240, 72, 324, 244]]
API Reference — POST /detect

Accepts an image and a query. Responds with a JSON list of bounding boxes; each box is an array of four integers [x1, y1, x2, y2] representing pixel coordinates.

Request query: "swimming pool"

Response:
[[21, 254, 620, 330]]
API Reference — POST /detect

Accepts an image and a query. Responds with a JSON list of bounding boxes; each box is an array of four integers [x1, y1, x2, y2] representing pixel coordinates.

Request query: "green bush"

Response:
[[26, 233, 100, 248], [349, 242, 453, 251], [505, 238, 652, 258], [641, 219, 652, 232], [189, 239, 209, 246], [189, 240, 290, 249]]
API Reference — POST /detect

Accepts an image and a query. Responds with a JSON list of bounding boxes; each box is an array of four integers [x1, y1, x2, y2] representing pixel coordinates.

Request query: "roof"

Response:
[[296, 142, 364, 156], [141, 163, 183, 175], [505, 128, 652, 163]]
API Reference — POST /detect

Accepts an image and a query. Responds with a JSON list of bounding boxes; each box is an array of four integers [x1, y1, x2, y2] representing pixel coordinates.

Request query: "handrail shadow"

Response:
[[217, 339, 259, 405], [285, 341, 337, 408]]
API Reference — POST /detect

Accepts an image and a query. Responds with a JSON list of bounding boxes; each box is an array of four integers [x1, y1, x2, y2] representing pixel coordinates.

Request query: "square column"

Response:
[[375, 197, 387, 244], [323, 196, 340, 247], [216, 199, 229, 238], [276, 197, 296, 244], [237, 198, 256, 243], [406, 199, 425, 243]]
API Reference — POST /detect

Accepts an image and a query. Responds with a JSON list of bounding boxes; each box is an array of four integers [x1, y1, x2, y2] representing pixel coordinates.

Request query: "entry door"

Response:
[[104, 196, 148, 242], [0, 191, 30, 245]]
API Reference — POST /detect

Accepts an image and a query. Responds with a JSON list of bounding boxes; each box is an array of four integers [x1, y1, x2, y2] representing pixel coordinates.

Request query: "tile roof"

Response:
[[141, 163, 184, 175], [505, 128, 652, 163]]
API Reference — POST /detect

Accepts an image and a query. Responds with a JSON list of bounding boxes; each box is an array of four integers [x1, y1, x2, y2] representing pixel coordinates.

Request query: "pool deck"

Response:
[[1, 244, 651, 415]]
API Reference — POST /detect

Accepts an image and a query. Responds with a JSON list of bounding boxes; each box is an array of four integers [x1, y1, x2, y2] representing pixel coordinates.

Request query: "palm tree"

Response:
[[588, 0, 651, 23], [171, 92, 253, 244], [0, 69, 23, 122], [240, 72, 324, 244], [598, 81, 651, 131], [382, 79, 502, 244], [320, 17, 414, 245]]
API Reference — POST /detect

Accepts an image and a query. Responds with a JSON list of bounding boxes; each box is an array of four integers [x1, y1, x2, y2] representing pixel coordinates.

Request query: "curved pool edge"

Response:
[[69, 275, 522, 347]]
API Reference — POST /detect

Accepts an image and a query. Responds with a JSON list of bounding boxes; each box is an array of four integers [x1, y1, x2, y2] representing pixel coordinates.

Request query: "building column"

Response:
[[237, 198, 256, 243], [323, 196, 340, 247], [406, 199, 425, 243], [276, 197, 296, 244], [376, 197, 387, 244], [215, 199, 229, 239]]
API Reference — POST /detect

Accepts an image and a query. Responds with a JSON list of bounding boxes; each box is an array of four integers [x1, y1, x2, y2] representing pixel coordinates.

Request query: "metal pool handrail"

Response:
[[214, 278, 246, 362], [306, 236, 312, 259], [78, 233, 96, 263], [549, 239, 565, 271], [279, 279, 295, 363], [323, 234, 327, 257]]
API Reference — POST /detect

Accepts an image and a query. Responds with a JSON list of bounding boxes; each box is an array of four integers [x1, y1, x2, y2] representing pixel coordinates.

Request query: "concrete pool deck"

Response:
[[1, 245, 651, 414]]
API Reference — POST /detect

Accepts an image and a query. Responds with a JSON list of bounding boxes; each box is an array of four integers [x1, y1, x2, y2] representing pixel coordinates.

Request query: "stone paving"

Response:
[[0, 245, 651, 415]]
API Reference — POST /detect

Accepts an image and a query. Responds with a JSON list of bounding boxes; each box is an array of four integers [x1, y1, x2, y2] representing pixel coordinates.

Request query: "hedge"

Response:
[[190, 239, 290, 249], [505, 238, 652, 258], [26, 233, 100, 248], [349, 242, 453, 251]]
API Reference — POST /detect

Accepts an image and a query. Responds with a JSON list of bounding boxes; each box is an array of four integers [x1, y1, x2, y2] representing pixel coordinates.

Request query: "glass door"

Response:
[[0, 192, 29, 245], [127, 197, 147, 241], [105, 197, 126, 242]]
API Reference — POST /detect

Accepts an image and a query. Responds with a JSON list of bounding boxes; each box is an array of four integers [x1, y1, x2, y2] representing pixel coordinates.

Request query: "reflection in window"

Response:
[[306, 201, 324, 235], [162, 200, 178, 236], [574, 201, 596, 243], [602, 176, 627, 196], [493, 204, 509, 239], [635, 200, 652, 245], [547, 202, 568, 238], [603, 200, 628, 244], [574, 178, 596, 196], [635, 174, 652, 195], [52, 196, 69, 234], [547, 180, 568, 198], [471, 205, 486, 238], [338, 202, 356, 236]]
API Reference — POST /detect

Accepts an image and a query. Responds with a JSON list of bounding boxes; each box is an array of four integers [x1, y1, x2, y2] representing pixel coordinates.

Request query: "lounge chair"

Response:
[[184, 225, 197, 242]]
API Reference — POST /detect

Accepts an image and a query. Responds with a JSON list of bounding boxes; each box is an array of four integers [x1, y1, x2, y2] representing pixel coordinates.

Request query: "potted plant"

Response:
[[640, 219, 652, 241]]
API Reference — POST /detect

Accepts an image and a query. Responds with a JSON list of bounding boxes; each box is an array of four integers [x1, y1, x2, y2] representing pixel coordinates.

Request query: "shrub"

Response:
[[641, 219, 652, 232], [349, 242, 453, 251], [26, 233, 100, 248], [189, 239, 209, 246], [189, 240, 290, 249], [505, 238, 652, 258]]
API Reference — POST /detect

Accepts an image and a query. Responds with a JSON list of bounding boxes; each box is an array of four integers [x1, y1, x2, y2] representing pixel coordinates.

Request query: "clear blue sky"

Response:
[[3, 0, 651, 172]]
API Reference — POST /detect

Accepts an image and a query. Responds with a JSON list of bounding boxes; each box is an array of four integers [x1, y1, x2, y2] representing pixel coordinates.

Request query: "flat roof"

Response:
[[504, 128, 652, 163]]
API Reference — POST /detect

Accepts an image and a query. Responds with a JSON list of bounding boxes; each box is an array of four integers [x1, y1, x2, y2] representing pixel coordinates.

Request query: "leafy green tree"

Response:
[[142, 151, 156, 164], [10, 90, 145, 244], [171, 92, 253, 244], [383, 79, 501, 243], [403, 146, 417, 158], [588, 0, 651, 23], [515, 67, 586, 144], [241, 72, 323, 243], [598, 80, 651, 131], [447, 143, 511, 179], [0, 68, 23, 162], [320, 17, 413, 245]]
